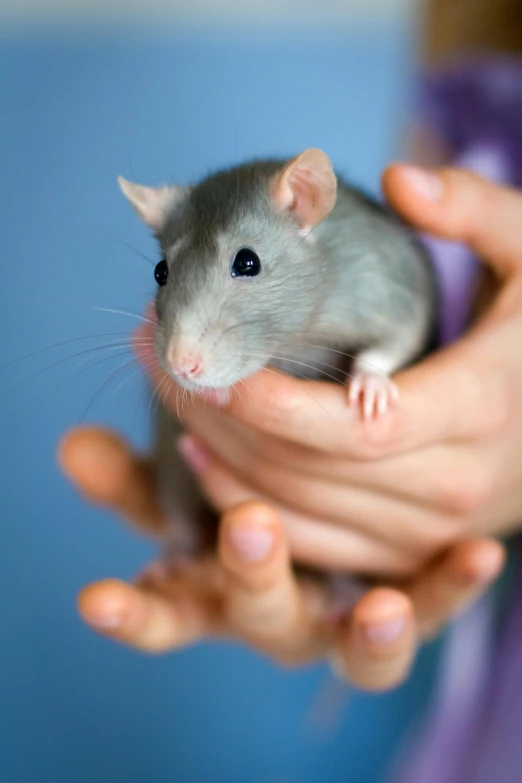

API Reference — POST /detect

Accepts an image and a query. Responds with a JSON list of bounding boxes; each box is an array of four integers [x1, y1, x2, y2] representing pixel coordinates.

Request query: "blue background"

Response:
[[0, 23, 437, 783]]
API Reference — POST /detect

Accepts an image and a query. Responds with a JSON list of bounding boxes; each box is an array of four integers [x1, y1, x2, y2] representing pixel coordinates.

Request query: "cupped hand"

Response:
[[59, 427, 503, 691], [135, 166, 522, 578]]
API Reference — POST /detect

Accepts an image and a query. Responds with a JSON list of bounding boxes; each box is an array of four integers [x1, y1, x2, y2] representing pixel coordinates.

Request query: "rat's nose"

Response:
[[168, 346, 204, 379]]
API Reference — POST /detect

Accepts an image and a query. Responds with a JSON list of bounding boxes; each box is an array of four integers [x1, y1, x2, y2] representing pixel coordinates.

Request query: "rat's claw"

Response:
[[363, 386, 377, 420], [348, 375, 362, 406], [347, 372, 398, 421]]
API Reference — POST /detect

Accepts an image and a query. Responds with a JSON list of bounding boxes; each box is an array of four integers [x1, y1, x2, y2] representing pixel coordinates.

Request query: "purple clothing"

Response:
[[422, 56, 522, 344], [420, 57, 522, 189], [391, 57, 522, 783]]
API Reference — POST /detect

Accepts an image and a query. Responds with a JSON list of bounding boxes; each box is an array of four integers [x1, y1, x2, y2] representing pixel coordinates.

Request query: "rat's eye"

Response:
[[154, 259, 169, 286], [231, 248, 261, 278]]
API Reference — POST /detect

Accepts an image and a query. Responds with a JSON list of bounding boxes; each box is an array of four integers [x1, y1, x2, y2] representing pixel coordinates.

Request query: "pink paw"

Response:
[[347, 372, 399, 421]]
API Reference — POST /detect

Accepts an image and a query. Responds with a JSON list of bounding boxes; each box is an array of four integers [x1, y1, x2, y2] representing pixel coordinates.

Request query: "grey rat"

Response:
[[118, 148, 437, 573]]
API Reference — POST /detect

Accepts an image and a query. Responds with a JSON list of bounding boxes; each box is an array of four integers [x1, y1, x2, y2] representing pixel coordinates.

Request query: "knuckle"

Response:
[[475, 375, 514, 438], [436, 465, 497, 517], [491, 380, 515, 431], [236, 450, 264, 482], [348, 418, 405, 461], [419, 523, 461, 553], [362, 553, 423, 580], [245, 382, 303, 432], [228, 595, 289, 640], [449, 168, 495, 231]]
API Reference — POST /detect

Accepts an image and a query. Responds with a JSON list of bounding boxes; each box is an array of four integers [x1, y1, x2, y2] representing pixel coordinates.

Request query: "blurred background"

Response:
[[0, 2, 440, 782]]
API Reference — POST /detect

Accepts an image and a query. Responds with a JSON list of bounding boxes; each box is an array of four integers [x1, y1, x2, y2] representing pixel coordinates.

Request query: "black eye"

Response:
[[231, 248, 261, 278], [154, 259, 169, 286]]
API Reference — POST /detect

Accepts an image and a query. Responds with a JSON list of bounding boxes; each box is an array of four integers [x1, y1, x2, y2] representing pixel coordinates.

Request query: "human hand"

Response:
[[59, 427, 504, 691], [135, 166, 521, 578]]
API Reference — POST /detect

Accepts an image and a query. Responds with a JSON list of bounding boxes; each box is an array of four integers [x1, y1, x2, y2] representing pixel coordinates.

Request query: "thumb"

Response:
[[362, 164, 518, 451], [382, 165, 522, 280]]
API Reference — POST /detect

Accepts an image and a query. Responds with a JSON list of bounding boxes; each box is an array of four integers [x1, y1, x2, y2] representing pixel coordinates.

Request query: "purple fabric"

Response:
[[420, 56, 522, 186], [389, 596, 496, 783], [471, 551, 522, 783], [390, 57, 522, 783], [421, 56, 522, 345]]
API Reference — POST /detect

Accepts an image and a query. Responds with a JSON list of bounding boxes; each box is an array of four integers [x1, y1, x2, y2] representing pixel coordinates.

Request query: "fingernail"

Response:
[[470, 561, 503, 587], [83, 604, 123, 630], [228, 523, 274, 562], [401, 166, 443, 202], [178, 434, 211, 475], [361, 616, 406, 645]]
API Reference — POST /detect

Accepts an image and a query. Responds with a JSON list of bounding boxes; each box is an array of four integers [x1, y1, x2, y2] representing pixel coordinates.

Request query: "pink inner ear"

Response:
[[273, 151, 337, 228], [288, 167, 325, 224]]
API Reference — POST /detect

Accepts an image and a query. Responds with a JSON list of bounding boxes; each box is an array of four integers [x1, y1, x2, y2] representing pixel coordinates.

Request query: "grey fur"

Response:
[[125, 156, 437, 563]]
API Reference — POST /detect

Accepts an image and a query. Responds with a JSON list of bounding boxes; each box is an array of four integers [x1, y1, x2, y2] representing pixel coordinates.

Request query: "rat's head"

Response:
[[118, 148, 337, 392]]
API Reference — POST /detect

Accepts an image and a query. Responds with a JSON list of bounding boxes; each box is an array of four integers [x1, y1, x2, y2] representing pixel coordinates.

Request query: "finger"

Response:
[[407, 538, 505, 639], [178, 434, 421, 576], [138, 169, 520, 461], [218, 502, 329, 663], [331, 588, 416, 691], [184, 407, 492, 516], [77, 577, 211, 653], [383, 165, 522, 279], [140, 315, 464, 462], [179, 424, 461, 558], [58, 427, 165, 536], [184, 413, 471, 554], [154, 341, 506, 460]]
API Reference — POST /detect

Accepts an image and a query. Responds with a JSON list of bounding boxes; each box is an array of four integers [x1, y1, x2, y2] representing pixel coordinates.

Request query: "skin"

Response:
[[59, 162, 519, 689]]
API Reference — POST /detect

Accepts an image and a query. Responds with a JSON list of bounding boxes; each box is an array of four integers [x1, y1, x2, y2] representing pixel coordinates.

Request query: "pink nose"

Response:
[[169, 348, 204, 379]]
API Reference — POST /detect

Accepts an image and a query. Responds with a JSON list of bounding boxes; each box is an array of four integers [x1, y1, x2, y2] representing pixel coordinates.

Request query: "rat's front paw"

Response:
[[347, 371, 399, 421]]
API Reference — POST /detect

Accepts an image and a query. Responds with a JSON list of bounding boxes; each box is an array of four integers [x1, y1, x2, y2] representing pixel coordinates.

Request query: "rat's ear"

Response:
[[117, 176, 186, 233], [271, 148, 337, 229]]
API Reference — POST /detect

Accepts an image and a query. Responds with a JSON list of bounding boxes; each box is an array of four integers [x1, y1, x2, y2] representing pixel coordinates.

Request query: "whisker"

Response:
[[78, 354, 153, 423], [131, 377, 154, 432], [74, 341, 155, 368], [275, 352, 353, 381], [101, 230, 156, 267], [164, 377, 177, 413], [15, 348, 143, 426], [150, 373, 171, 419], [249, 352, 350, 387], [287, 343, 358, 363], [0, 332, 136, 375], [158, 376, 178, 423], [104, 359, 157, 418], [148, 374, 164, 419], [1, 340, 153, 397], [91, 307, 155, 326]]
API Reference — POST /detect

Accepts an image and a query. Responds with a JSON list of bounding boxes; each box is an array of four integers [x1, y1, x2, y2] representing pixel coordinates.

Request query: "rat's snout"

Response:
[[167, 341, 204, 380]]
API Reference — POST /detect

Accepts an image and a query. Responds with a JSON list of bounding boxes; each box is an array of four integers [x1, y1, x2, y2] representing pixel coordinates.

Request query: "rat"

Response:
[[118, 148, 437, 590]]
